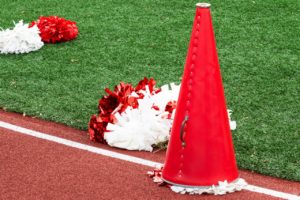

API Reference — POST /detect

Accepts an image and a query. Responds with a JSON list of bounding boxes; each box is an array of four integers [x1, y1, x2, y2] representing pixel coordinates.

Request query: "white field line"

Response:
[[245, 185, 300, 200], [0, 120, 299, 200], [0, 121, 161, 168]]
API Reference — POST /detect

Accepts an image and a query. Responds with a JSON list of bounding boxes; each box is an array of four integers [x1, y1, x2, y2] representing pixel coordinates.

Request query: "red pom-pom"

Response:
[[88, 115, 107, 143], [30, 16, 78, 43]]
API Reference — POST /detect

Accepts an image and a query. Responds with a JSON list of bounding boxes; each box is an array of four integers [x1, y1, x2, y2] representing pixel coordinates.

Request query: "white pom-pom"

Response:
[[105, 94, 172, 151], [170, 178, 247, 195], [0, 20, 44, 54]]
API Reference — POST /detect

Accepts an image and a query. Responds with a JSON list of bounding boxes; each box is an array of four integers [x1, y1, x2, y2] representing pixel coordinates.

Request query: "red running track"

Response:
[[0, 110, 299, 200]]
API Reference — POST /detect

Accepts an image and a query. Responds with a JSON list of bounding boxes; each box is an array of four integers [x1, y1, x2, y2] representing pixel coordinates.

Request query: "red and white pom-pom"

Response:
[[30, 16, 78, 43], [104, 83, 180, 151], [0, 21, 43, 54]]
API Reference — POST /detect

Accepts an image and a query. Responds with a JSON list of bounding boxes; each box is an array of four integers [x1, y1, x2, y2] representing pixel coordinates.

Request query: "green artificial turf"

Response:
[[0, 0, 299, 181]]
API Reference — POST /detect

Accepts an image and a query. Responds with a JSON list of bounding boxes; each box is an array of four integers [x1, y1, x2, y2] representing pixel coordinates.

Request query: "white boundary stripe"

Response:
[[0, 121, 161, 168], [245, 185, 300, 200], [0, 120, 299, 200]]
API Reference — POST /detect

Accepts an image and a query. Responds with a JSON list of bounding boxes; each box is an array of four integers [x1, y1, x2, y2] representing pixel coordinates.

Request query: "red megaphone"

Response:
[[162, 3, 239, 187]]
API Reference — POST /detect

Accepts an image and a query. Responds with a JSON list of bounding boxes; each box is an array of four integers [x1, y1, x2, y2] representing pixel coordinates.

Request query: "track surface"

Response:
[[1, 110, 299, 200]]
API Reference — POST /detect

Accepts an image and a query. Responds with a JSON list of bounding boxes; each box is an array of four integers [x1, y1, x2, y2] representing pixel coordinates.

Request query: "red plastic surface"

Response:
[[162, 6, 239, 186]]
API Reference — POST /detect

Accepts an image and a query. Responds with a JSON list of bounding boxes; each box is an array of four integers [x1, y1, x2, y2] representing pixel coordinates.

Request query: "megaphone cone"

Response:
[[162, 3, 242, 189]]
